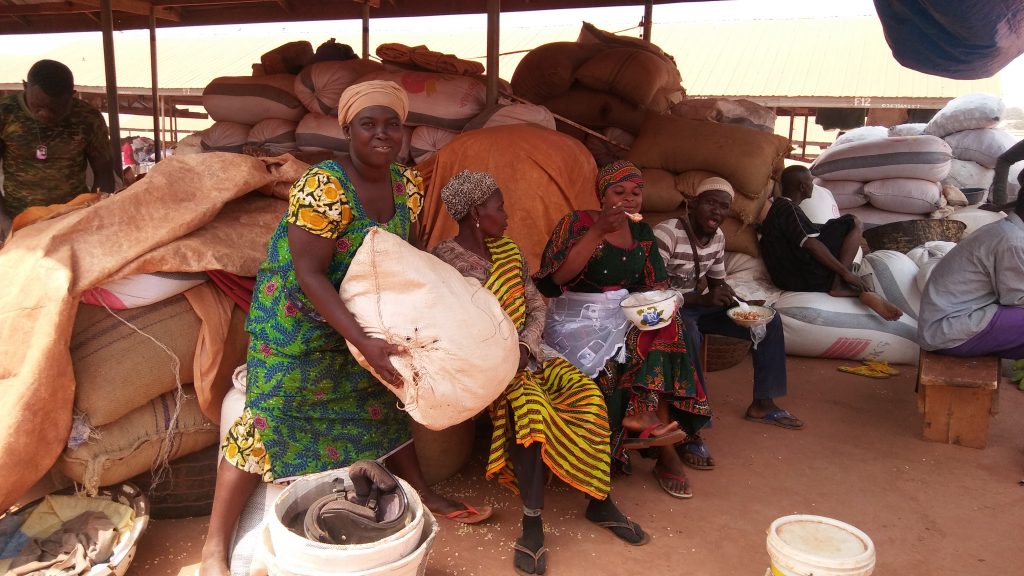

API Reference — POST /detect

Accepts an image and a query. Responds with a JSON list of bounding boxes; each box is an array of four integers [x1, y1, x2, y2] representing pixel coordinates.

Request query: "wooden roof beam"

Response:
[[0, 2, 97, 16], [150, 0, 271, 6], [75, 0, 181, 21]]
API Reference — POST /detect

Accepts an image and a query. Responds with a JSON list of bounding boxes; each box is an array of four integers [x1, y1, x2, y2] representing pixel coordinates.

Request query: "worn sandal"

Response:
[[512, 541, 549, 575], [592, 518, 650, 546]]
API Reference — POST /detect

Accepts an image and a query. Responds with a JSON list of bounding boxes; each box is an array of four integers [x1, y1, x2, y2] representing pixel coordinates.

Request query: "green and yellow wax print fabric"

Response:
[[239, 160, 423, 481], [433, 237, 612, 499], [533, 210, 710, 435], [0, 93, 110, 217]]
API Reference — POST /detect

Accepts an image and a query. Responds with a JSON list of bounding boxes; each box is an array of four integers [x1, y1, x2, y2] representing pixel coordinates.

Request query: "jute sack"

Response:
[[640, 168, 684, 212], [71, 295, 203, 427], [260, 41, 313, 75], [58, 386, 219, 494], [675, 169, 721, 199], [339, 228, 519, 430], [511, 42, 607, 104], [728, 179, 774, 225], [203, 75, 305, 125], [628, 113, 790, 200], [542, 88, 646, 134], [720, 216, 760, 257], [294, 59, 384, 116], [575, 47, 670, 108], [463, 103, 556, 132]]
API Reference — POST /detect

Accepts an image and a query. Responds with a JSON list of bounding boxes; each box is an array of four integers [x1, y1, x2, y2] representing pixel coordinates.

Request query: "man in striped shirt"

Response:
[[655, 177, 803, 468]]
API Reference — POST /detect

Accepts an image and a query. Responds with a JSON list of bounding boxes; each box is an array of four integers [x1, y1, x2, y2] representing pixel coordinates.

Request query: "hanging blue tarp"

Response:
[[874, 0, 1024, 79]]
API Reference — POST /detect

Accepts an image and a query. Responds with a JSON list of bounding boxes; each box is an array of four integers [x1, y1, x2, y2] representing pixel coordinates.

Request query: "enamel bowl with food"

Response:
[[726, 304, 776, 328], [620, 290, 677, 331]]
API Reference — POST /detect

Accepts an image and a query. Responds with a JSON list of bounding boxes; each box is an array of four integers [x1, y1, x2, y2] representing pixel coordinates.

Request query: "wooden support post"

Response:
[[149, 8, 161, 163], [486, 0, 500, 106], [100, 0, 121, 179]]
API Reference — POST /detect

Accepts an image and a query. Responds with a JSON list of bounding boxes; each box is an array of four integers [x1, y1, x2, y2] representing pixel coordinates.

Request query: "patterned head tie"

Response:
[[597, 160, 644, 200], [337, 80, 409, 126], [441, 170, 500, 221]]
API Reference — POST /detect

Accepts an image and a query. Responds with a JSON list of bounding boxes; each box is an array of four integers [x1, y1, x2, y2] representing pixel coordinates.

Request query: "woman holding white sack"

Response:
[[199, 81, 488, 576]]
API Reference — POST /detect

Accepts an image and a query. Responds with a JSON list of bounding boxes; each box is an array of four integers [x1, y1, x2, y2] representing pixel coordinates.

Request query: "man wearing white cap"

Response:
[[654, 177, 803, 471]]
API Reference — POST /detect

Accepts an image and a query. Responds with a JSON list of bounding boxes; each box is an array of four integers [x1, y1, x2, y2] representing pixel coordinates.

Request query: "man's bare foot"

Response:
[[859, 291, 903, 321], [198, 551, 229, 576]]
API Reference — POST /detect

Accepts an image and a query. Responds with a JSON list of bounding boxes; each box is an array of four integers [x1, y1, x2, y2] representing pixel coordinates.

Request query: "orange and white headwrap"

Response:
[[597, 160, 644, 200], [337, 80, 409, 126]]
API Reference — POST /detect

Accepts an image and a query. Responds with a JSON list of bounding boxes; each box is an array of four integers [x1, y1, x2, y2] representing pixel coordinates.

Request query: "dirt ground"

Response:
[[126, 356, 1024, 576]]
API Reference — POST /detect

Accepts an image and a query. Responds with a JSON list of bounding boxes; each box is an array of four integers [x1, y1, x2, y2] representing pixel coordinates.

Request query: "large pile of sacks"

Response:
[[200, 39, 555, 166], [57, 285, 248, 497], [813, 93, 1019, 227]]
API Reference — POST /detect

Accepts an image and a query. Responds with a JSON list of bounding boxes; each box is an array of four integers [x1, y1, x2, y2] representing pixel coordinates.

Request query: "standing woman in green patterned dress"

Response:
[[199, 81, 488, 576]]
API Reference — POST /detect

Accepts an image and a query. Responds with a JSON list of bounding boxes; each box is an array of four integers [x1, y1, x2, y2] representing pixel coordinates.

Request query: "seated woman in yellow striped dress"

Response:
[[431, 171, 650, 576]]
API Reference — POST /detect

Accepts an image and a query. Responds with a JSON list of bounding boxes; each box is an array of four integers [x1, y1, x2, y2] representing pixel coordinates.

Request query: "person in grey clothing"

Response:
[[918, 182, 1024, 359]]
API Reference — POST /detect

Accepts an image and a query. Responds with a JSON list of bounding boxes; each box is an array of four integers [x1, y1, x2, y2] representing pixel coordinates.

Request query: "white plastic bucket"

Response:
[[261, 511, 438, 576], [766, 515, 875, 576], [267, 468, 425, 574]]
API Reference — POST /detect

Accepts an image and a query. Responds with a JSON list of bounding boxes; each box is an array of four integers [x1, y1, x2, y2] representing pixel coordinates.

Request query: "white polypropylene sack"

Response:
[[774, 291, 920, 365], [948, 206, 1007, 238], [924, 92, 1004, 138], [295, 113, 347, 153], [359, 69, 487, 131], [906, 241, 957, 268], [863, 178, 942, 215], [80, 272, 209, 310], [247, 119, 298, 155], [463, 102, 557, 131], [203, 74, 305, 124], [839, 206, 925, 227], [294, 59, 384, 116], [833, 126, 889, 147], [339, 228, 518, 430], [942, 128, 1016, 168], [409, 125, 458, 164], [815, 179, 868, 209], [888, 123, 927, 137], [942, 159, 994, 191], [860, 250, 921, 319], [201, 122, 252, 153], [799, 185, 841, 224], [811, 136, 952, 183]]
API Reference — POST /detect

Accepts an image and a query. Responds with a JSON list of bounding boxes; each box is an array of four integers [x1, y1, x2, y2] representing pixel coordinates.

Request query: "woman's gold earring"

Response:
[[475, 218, 480, 228]]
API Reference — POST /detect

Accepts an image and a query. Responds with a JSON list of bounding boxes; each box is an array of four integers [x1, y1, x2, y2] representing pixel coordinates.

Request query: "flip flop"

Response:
[[512, 541, 549, 575], [744, 409, 804, 430], [438, 502, 493, 524], [621, 424, 686, 450], [592, 518, 651, 546], [862, 360, 900, 376], [677, 438, 715, 471], [652, 465, 693, 499]]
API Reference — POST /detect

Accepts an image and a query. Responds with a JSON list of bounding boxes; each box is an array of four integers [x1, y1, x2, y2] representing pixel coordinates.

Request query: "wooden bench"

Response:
[[917, 350, 1000, 449]]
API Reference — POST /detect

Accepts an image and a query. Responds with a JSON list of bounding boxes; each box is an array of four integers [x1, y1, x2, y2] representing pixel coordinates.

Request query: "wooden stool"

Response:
[[917, 350, 1000, 449]]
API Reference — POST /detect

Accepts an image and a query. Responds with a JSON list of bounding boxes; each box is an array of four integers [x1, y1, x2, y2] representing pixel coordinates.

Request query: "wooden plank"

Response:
[[920, 385, 994, 449], [918, 350, 999, 390]]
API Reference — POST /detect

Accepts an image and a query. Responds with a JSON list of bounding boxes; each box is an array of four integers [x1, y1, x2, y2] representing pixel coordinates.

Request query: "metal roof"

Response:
[[665, 15, 1001, 107], [0, 0, 687, 35]]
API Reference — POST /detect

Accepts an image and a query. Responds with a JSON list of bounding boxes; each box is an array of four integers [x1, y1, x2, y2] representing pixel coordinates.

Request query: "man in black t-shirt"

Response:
[[759, 165, 902, 320]]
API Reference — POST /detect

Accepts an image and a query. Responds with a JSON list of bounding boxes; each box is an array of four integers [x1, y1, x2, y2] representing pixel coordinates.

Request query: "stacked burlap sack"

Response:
[[201, 39, 555, 165]]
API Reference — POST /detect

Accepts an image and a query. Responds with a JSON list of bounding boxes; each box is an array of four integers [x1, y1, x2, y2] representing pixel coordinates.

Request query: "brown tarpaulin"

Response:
[[0, 153, 293, 510], [415, 124, 599, 264]]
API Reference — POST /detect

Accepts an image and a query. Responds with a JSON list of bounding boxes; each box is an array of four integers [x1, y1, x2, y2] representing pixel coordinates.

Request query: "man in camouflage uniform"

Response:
[[0, 59, 114, 221]]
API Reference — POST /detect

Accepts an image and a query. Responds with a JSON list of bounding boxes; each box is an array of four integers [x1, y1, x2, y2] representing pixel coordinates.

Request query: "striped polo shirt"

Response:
[[653, 217, 727, 292]]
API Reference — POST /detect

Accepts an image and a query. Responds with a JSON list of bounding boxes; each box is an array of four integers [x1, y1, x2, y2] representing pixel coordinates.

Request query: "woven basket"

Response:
[[862, 219, 966, 253], [705, 334, 752, 372]]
